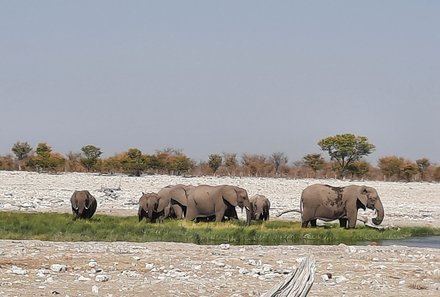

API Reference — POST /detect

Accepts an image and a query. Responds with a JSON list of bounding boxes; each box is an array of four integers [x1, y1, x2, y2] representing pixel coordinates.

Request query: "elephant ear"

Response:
[[157, 195, 170, 212], [357, 186, 369, 208], [222, 186, 238, 207]]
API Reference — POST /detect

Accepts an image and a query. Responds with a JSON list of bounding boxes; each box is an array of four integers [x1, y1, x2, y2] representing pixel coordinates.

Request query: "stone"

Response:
[[50, 264, 66, 272], [10, 266, 27, 275], [92, 285, 99, 294], [335, 276, 347, 284], [95, 274, 110, 282]]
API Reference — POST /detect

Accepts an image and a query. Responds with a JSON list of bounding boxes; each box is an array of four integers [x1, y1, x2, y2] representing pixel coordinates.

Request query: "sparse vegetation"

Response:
[[1, 137, 438, 181], [0, 212, 438, 245]]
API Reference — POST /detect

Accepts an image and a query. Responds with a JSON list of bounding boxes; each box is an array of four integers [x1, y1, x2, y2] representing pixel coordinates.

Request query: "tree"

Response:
[[416, 158, 430, 181], [29, 143, 65, 172], [303, 153, 325, 177], [346, 160, 370, 180], [378, 156, 404, 180], [270, 152, 288, 176], [81, 145, 103, 172], [223, 153, 237, 176], [11, 141, 32, 170], [122, 148, 148, 176], [318, 134, 375, 179], [401, 161, 418, 182], [208, 154, 222, 175]]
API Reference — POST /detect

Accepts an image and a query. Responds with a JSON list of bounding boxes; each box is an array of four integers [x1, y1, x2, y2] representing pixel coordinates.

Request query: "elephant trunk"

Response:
[[147, 203, 155, 220], [372, 199, 384, 225], [245, 201, 252, 225]]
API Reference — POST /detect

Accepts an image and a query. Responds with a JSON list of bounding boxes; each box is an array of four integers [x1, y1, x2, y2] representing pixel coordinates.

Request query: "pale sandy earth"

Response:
[[0, 171, 439, 296]]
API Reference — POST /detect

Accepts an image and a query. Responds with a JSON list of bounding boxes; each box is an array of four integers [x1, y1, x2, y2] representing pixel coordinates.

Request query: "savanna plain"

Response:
[[0, 171, 439, 296]]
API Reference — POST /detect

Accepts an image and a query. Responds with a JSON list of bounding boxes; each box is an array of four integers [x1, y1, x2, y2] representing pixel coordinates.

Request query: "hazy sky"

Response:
[[1, 1, 439, 164]]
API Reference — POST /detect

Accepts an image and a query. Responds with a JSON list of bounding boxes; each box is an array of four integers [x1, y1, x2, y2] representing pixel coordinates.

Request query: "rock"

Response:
[[95, 274, 110, 282], [145, 263, 155, 270], [50, 264, 66, 272], [219, 244, 230, 250], [78, 276, 91, 281], [88, 261, 98, 268], [335, 276, 347, 284], [10, 266, 27, 275], [92, 285, 99, 294]]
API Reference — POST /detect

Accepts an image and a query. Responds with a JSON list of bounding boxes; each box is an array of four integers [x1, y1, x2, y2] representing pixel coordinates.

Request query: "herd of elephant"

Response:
[[70, 183, 385, 229]]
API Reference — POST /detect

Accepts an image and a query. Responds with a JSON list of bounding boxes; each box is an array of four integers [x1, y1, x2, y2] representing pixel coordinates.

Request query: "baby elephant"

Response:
[[138, 192, 168, 223], [70, 190, 97, 220], [250, 194, 270, 221]]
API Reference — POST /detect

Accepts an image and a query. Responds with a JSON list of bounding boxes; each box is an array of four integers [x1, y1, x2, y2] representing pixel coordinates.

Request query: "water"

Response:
[[378, 236, 440, 249]]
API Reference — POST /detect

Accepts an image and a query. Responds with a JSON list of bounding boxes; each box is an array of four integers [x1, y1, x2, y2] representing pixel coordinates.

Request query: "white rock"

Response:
[[219, 244, 230, 250], [78, 276, 91, 281], [88, 261, 98, 268], [11, 266, 27, 275], [50, 264, 66, 272], [239, 268, 249, 274], [95, 274, 110, 282], [92, 285, 99, 294], [145, 263, 155, 270], [321, 274, 330, 282], [335, 276, 347, 284]]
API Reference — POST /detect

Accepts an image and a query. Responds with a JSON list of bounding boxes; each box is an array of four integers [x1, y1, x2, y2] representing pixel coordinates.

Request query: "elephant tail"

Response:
[[276, 209, 302, 217]]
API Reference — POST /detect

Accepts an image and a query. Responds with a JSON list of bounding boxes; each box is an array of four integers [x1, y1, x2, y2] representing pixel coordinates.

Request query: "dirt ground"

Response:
[[0, 239, 439, 297]]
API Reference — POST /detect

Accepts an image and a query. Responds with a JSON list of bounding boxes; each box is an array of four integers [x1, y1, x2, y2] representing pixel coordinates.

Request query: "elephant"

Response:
[[70, 190, 97, 220], [138, 192, 169, 223], [185, 185, 252, 224], [300, 184, 384, 228], [249, 194, 270, 221], [158, 184, 194, 219]]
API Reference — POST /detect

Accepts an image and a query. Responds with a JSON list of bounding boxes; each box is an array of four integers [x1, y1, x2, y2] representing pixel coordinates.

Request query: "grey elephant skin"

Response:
[[300, 184, 384, 228], [70, 190, 97, 220], [186, 185, 252, 224], [158, 184, 194, 219], [250, 194, 270, 221], [138, 192, 170, 223]]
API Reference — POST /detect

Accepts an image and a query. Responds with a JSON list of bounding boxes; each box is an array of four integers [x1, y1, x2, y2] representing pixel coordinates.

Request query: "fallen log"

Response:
[[261, 255, 315, 297]]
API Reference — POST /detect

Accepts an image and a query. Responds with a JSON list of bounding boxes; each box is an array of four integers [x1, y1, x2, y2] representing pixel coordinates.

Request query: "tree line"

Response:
[[1, 133, 439, 182]]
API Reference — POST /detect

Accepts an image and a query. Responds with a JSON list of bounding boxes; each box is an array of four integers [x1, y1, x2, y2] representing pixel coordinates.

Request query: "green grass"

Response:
[[0, 212, 438, 245]]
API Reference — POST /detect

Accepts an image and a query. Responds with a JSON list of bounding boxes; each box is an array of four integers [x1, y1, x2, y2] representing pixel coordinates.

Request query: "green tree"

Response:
[[208, 154, 222, 175], [303, 153, 325, 177], [123, 148, 148, 176], [11, 141, 32, 170], [81, 145, 102, 172], [270, 152, 288, 176], [29, 143, 65, 172], [318, 133, 375, 179], [346, 160, 370, 179], [416, 158, 430, 181]]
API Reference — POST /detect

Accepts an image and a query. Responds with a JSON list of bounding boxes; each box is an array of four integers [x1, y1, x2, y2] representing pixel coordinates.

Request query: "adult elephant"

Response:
[[138, 192, 169, 223], [300, 184, 384, 228], [250, 194, 270, 221], [70, 190, 97, 220], [186, 185, 252, 225], [158, 184, 194, 219]]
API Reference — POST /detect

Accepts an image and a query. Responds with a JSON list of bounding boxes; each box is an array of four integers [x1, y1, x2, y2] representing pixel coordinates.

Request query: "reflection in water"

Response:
[[378, 236, 440, 249]]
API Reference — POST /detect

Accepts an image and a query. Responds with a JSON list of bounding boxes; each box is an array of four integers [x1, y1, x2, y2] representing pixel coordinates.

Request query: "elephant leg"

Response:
[[215, 210, 225, 222], [301, 220, 308, 228], [310, 219, 317, 227], [173, 205, 183, 219], [339, 218, 348, 228]]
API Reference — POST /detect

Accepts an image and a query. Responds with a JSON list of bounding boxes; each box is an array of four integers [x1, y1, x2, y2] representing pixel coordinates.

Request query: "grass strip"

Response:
[[0, 212, 438, 245]]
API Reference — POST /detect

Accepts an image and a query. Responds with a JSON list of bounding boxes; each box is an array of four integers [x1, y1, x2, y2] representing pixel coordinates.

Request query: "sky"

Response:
[[1, 1, 439, 164]]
